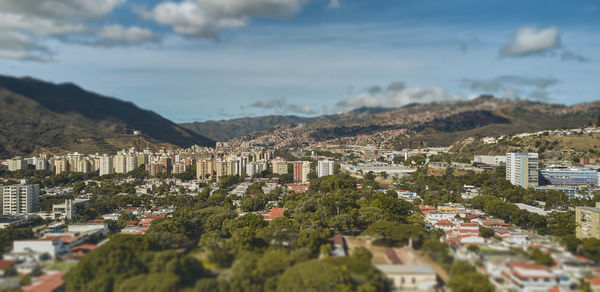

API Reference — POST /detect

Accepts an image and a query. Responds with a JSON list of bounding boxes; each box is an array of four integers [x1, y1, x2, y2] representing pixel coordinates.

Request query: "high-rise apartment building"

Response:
[[8, 157, 27, 172], [34, 158, 49, 171], [76, 159, 91, 173], [54, 159, 69, 174], [197, 159, 214, 181], [576, 203, 600, 239], [114, 154, 127, 174], [272, 157, 288, 175], [2, 179, 40, 214], [317, 160, 335, 177], [506, 152, 539, 188], [125, 154, 138, 173], [99, 154, 114, 176], [293, 161, 311, 183]]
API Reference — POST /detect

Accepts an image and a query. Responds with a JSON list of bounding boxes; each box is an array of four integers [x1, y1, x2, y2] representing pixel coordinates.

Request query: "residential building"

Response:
[[506, 153, 539, 188], [196, 159, 214, 181], [34, 158, 49, 171], [2, 180, 40, 214], [54, 159, 69, 174], [293, 161, 310, 183], [7, 157, 26, 172], [576, 203, 600, 239], [125, 154, 138, 172], [99, 154, 114, 176], [317, 160, 335, 177], [114, 153, 127, 174], [271, 157, 288, 174], [146, 163, 163, 177]]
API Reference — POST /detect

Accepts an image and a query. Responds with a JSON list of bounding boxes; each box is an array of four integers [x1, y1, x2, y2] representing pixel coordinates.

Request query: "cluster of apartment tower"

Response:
[[196, 157, 334, 183], [5, 149, 192, 177], [5, 147, 336, 184]]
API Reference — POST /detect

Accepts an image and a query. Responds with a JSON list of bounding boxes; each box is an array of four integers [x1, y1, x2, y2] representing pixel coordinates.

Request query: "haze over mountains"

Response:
[[0, 75, 214, 158], [1, 74, 599, 158]]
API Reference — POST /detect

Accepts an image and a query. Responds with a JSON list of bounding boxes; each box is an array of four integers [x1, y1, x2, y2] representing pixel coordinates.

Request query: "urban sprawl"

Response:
[[2, 129, 600, 291]]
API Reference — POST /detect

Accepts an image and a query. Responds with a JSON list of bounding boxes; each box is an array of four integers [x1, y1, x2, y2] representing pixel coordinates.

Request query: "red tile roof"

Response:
[[482, 221, 509, 227], [507, 261, 548, 270], [262, 208, 285, 220], [0, 260, 16, 270], [22, 272, 65, 292], [384, 249, 403, 265], [69, 244, 98, 253]]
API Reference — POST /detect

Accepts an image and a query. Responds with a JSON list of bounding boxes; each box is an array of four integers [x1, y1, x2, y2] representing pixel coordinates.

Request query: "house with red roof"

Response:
[[262, 208, 285, 220], [21, 272, 65, 292]]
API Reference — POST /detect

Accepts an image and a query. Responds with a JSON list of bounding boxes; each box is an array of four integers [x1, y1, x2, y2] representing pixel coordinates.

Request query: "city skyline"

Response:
[[0, 0, 598, 122]]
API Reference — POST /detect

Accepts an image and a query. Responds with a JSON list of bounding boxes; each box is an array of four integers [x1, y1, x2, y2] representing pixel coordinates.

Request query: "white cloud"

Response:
[[328, 0, 340, 9], [144, 0, 308, 38], [334, 82, 461, 113], [0, 0, 125, 20], [0, 0, 157, 61], [96, 25, 158, 46], [249, 97, 316, 114], [500, 26, 560, 56], [461, 75, 559, 101]]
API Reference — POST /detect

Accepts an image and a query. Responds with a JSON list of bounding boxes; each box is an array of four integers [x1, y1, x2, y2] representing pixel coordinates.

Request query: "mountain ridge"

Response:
[[0, 75, 215, 158], [182, 96, 600, 149]]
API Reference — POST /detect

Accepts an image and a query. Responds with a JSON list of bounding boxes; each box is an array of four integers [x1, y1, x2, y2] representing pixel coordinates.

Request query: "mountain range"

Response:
[[0, 75, 214, 158], [183, 96, 600, 150], [2, 74, 599, 159]]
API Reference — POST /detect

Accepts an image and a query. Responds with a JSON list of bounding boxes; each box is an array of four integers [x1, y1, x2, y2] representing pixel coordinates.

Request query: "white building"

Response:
[[473, 155, 507, 166], [7, 157, 27, 172], [99, 154, 114, 176], [114, 153, 127, 174], [2, 180, 40, 214], [317, 160, 335, 177], [125, 154, 138, 172], [506, 153, 539, 188]]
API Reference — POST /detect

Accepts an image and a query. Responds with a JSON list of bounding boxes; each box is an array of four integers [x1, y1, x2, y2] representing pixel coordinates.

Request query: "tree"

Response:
[[530, 248, 554, 266], [276, 256, 390, 292], [447, 261, 494, 292], [363, 221, 423, 247], [479, 226, 495, 238]]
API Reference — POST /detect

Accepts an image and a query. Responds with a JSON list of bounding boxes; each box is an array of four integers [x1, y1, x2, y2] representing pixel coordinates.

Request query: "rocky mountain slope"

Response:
[[0, 75, 215, 158], [185, 96, 600, 149]]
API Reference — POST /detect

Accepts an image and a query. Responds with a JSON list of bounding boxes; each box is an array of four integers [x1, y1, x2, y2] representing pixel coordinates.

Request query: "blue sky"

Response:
[[0, 0, 598, 122]]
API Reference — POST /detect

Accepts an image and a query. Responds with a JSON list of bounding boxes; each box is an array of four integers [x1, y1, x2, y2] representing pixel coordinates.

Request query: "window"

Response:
[[412, 277, 416, 284]]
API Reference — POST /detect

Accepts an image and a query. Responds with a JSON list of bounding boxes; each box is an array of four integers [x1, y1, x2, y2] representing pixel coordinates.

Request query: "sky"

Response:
[[0, 0, 599, 122]]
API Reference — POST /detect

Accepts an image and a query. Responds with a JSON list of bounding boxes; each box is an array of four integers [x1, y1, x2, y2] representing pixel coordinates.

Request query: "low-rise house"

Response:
[[375, 248, 437, 291]]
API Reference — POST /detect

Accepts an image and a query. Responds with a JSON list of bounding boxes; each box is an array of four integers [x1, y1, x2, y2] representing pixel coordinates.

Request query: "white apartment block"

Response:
[[114, 154, 127, 174], [506, 153, 539, 189], [8, 157, 27, 172], [99, 154, 114, 176], [317, 160, 335, 177], [2, 180, 40, 214], [125, 154, 138, 172]]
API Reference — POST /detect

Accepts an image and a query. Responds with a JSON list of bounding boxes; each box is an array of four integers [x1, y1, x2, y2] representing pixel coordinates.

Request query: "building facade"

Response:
[[506, 153, 539, 188], [99, 154, 114, 176], [539, 167, 599, 186], [317, 160, 335, 177], [2, 180, 40, 214], [293, 161, 311, 183]]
